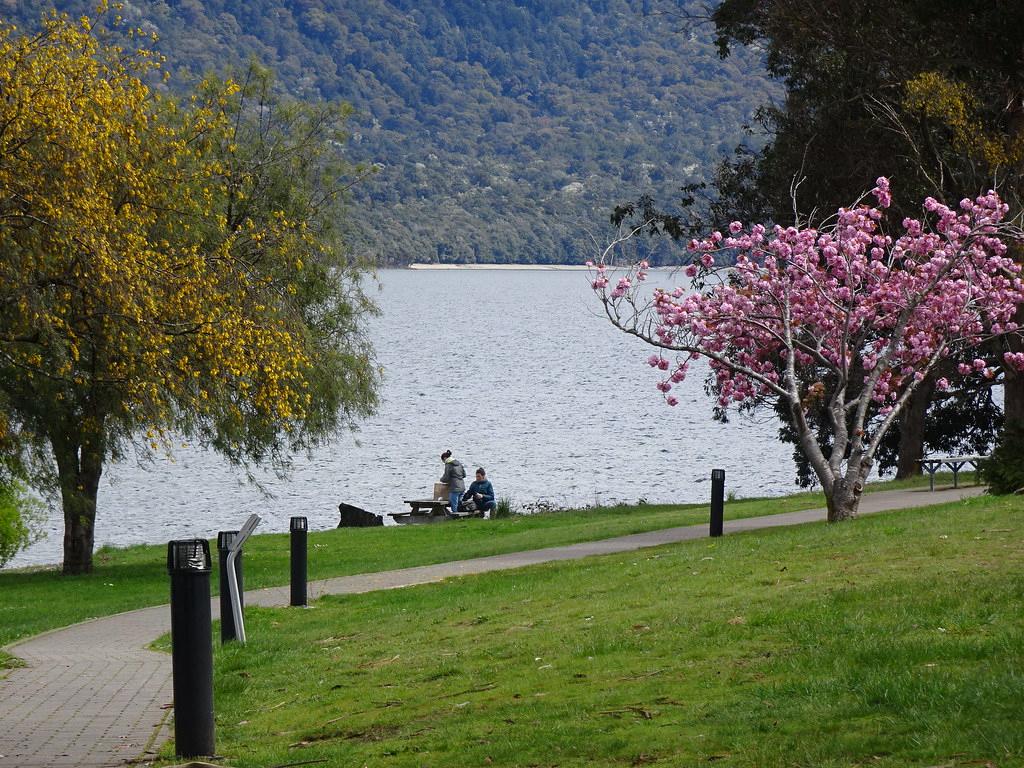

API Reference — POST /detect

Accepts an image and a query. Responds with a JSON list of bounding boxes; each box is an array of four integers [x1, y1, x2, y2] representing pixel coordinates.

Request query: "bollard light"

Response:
[[167, 538, 215, 759], [290, 516, 308, 607], [217, 530, 244, 644], [710, 469, 725, 538]]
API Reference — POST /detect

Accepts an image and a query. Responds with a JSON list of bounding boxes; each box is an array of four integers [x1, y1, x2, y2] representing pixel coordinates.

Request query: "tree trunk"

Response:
[[53, 431, 105, 575], [1005, 371, 1024, 424], [895, 375, 935, 478], [1001, 99, 1024, 433], [824, 471, 866, 522], [62, 498, 96, 575], [1005, 305, 1024, 428]]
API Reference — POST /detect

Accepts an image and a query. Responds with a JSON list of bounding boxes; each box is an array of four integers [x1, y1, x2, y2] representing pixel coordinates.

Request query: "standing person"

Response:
[[463, 467, 496, 515], [440, 450, 466, 516]]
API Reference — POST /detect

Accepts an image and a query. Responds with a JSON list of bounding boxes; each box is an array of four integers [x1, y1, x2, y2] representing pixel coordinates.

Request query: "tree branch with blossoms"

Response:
[[591, 178, 1024, 521]]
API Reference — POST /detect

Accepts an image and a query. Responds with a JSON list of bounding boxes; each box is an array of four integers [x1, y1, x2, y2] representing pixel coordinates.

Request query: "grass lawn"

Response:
[[0, 472, 971, 663], [176, 492, 1022, 768]]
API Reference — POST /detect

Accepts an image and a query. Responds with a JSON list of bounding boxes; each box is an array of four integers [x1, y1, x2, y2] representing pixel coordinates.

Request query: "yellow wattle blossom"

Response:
[[904, 71, 1023, 170], [0, 12, 318, 432]]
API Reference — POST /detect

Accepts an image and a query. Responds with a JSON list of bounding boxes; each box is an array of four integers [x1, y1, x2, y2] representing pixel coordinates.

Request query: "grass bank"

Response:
[[183, 492, 1023, 767], [0, 473, 968, 660]]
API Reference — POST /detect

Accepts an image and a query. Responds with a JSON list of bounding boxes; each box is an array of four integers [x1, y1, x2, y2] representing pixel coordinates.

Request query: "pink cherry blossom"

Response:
[[592, 180, 1024, 522]]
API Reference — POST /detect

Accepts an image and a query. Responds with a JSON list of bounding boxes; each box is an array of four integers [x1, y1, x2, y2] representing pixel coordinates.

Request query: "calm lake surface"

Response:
[[10, 268, 796, 568]]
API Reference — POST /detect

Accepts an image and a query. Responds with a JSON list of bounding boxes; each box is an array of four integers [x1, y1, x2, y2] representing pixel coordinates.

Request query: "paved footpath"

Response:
[[0, 486, 984, 767]]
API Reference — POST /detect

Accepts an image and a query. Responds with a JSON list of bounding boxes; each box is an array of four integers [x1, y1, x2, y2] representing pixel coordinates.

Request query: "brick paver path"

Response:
[[0, 486, 985, 767]]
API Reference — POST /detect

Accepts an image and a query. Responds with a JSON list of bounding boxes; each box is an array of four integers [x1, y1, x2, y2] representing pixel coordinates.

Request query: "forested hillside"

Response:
[[4, 1, 777, 263]]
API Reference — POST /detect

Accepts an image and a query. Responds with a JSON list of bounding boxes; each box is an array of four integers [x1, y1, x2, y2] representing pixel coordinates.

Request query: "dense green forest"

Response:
[[3, 0, 776, 264]]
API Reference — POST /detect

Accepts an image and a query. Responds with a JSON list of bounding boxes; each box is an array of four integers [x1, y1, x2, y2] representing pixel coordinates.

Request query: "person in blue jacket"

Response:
[[462, 467, 496, 515]]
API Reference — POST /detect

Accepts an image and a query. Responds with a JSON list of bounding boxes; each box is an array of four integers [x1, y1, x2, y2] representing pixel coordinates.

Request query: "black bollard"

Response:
[[167, 539, 215, 759], [710, 469, 725, 537], [217, 530, 244, 644], [290, 516, 308, 607]]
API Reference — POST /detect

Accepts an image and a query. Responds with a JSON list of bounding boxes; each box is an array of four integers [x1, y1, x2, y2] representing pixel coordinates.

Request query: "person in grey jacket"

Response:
[[440, 450, 466, 515]]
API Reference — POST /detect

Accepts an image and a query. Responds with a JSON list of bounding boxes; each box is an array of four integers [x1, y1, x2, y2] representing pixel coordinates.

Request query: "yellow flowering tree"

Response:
[[0, 13, 379, 573]]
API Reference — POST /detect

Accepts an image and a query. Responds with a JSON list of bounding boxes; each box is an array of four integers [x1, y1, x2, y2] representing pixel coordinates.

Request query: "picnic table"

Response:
[[388, 498, 450, 524], [918, 455, 986, 490], [388, 496, 487, 524], [389, 482, 486, 524]]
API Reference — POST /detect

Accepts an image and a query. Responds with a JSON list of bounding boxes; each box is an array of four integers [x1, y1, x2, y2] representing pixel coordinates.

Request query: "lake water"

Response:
[[9, 268, 796, 568]]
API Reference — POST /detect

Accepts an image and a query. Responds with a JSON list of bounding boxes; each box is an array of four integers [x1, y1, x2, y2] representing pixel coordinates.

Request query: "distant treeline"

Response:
[[6, 1, 778, 264]]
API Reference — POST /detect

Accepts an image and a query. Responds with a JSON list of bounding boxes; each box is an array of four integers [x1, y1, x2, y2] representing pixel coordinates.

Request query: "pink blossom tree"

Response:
[[592, 179, 1024, 521]]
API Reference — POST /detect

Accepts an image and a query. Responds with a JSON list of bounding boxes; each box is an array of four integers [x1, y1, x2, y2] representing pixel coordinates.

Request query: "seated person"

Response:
[[461, 467, 496, 514]]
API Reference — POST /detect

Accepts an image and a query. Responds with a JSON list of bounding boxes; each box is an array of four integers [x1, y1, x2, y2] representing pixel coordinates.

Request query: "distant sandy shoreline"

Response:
[[407, 263, 591, 271]]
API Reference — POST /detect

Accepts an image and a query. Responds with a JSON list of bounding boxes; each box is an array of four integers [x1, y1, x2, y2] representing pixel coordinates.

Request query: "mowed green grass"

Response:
[[0, 471, 969, 663], [189, 492, 1023, 768], [0, 490, 838, 655]]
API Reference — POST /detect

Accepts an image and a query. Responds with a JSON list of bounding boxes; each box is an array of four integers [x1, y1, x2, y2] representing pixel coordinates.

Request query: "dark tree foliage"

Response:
[[983, 424, 1024, 494], [617, 0, 1024, 235], [709, 0, 1024, 224]]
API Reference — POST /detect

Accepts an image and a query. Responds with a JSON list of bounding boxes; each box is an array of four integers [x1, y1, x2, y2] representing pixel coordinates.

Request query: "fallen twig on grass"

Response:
[[440, 682, 497, 698], [358, 654, 400, 668], [268, 696, 299, 711], [598, 705, 654, 719], [618, 668, 665, 680]]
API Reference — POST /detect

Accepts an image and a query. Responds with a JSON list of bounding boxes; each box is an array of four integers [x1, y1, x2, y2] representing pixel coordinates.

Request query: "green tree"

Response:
[[983, 424, 1024, 494], [707, 0, 1024, 223], [0, 483, 43, 568], [0, 12, 379, 574]]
